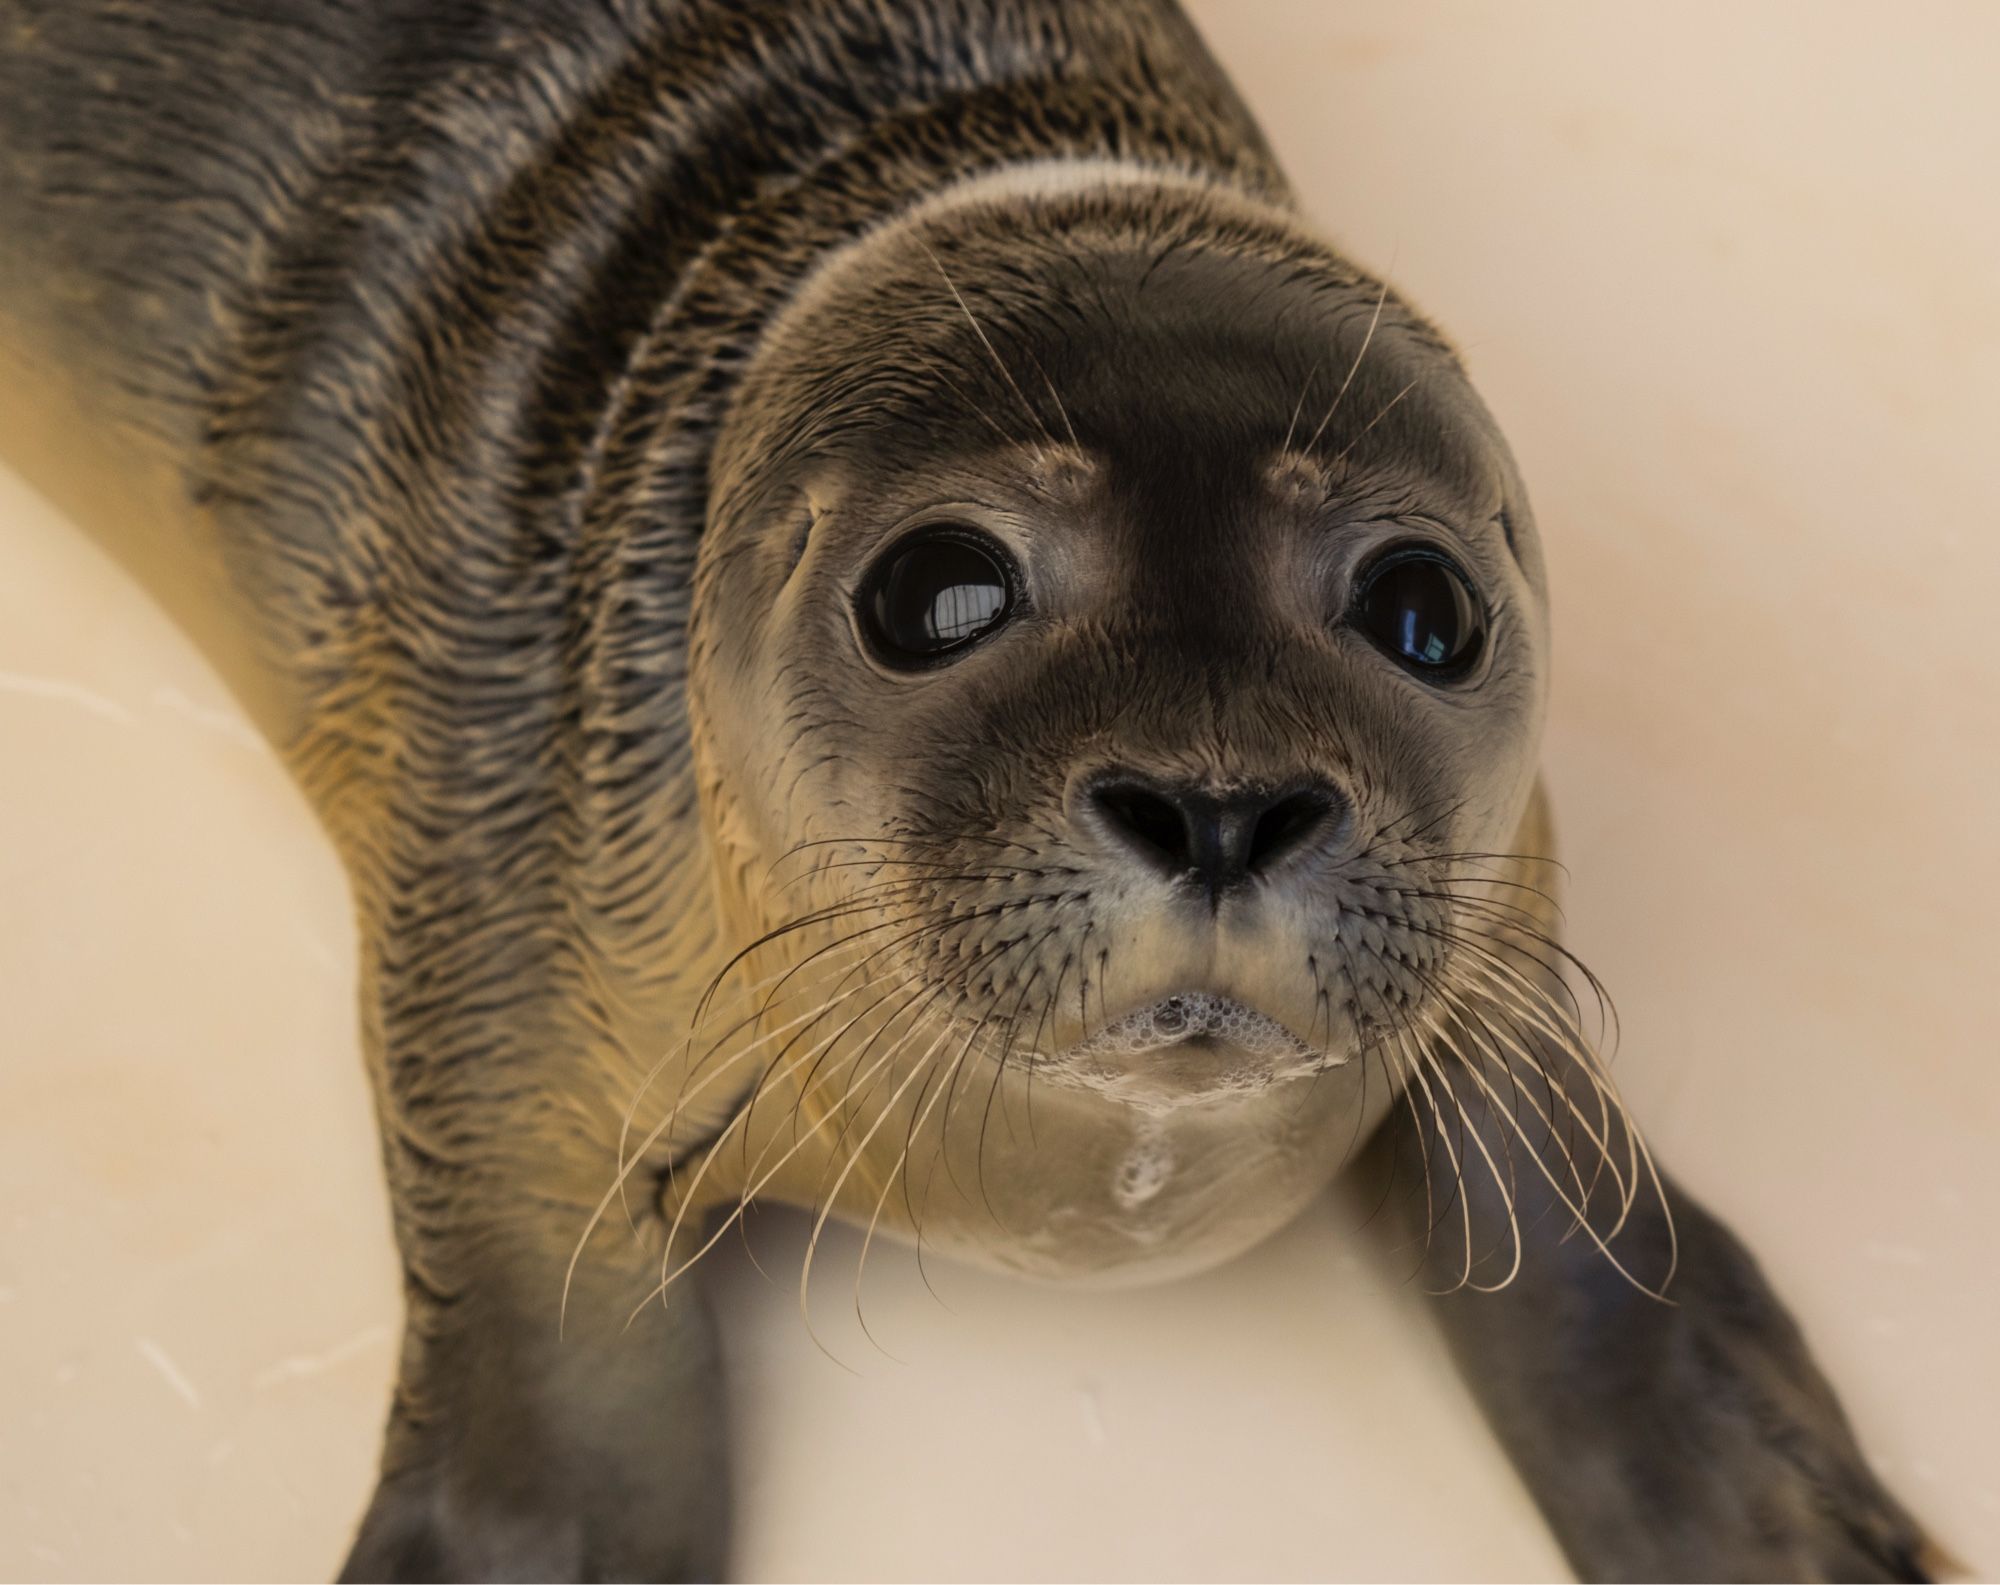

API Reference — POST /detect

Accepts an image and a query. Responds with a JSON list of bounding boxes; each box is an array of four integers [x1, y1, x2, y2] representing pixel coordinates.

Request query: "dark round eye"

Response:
[[1352, 548, 1487, 678], [859, 528, 1018, 664]]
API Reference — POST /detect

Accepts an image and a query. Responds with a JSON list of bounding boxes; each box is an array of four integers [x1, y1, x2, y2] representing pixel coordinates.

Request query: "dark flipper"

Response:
[[1360, 1059, 1939, 1582], [339, 1225, 728, 1584]]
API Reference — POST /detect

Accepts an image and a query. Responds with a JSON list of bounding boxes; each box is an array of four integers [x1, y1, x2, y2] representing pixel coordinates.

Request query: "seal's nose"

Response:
[[1081, 772, 1348, 902]]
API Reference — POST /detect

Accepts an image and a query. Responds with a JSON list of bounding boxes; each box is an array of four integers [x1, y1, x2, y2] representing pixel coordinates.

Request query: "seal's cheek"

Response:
[[685, 625, 803, 939], [687, 574, 915, 942]]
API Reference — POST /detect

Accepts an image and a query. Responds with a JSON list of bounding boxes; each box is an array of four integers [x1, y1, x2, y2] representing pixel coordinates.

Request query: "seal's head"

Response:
[[687, 175, 1554, 1279]]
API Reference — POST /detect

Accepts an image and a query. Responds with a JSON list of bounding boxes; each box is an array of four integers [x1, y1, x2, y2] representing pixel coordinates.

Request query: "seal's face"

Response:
[[691, 190, 1550, 1278]]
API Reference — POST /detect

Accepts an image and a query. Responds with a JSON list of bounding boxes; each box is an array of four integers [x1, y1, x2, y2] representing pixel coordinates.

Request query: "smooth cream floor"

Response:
[[3, 4, 1996, 1580]]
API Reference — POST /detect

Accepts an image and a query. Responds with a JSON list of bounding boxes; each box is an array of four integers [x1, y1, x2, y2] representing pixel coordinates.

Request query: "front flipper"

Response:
[[340, 1220, 728, 1584], [1358, 1047, 1941, 1582]]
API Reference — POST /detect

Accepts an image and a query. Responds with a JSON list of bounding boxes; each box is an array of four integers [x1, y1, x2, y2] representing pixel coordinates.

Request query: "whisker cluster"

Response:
[[1366, 850, 1676, 1299], [562, 825, 1675, 1354]]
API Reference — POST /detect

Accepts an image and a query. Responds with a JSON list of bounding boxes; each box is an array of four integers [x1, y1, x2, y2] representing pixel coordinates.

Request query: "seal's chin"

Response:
[[1026, 991, 1352, 1116]]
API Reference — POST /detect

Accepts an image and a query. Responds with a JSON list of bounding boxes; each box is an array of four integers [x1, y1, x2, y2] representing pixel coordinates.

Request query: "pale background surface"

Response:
[[2, 3, 1996, 1579]]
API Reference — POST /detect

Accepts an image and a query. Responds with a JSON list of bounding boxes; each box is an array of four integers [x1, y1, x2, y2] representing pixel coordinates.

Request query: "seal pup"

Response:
[[0, 1, 1944, 1578]]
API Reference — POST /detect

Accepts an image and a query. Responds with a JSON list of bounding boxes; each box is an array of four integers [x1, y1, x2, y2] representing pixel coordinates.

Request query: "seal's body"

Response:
[[0, 3, 1938, 1579]]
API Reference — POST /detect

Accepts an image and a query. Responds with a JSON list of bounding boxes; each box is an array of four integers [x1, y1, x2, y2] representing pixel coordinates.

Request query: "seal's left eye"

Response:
[[860, 528, 1017, 665], [1352, 546, 1487, 679]]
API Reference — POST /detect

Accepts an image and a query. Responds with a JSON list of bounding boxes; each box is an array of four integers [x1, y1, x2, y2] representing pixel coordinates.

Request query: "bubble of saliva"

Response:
[[1080, 993, 1311, 1059]]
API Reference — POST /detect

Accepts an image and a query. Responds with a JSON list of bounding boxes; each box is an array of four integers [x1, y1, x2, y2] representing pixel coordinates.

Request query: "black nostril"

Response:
[[1091, 781, 1194, 870], [1085, 773, 1347, 899], [1248, 788, 1339, 873]]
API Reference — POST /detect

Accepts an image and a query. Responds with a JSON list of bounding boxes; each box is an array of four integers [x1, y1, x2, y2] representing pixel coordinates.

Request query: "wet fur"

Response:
[[0, 2, 1942, 1580]]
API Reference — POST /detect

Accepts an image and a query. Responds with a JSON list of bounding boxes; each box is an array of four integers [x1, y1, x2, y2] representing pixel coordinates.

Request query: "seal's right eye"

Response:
[[859, 527, 1017, 665]]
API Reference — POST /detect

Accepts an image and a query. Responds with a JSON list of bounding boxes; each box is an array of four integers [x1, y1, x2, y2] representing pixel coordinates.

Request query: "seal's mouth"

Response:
[[1024, 991, 1350, 1115], [1061, 992, 1318, 1064]]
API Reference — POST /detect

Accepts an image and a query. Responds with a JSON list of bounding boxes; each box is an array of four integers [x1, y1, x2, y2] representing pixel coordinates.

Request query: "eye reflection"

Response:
[[921, 574, 1005, 644]]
